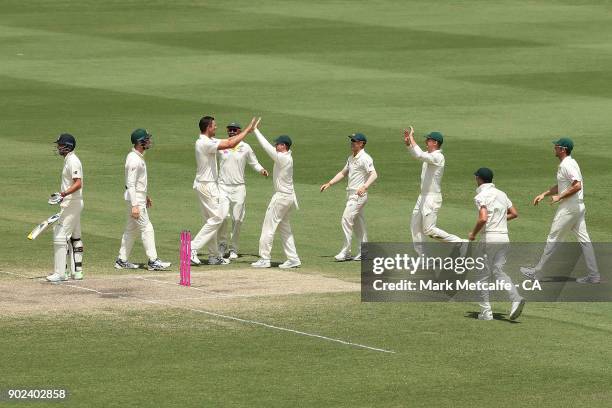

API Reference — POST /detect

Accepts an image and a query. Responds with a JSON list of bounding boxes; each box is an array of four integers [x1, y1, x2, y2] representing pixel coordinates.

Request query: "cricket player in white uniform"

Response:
[[218, 122, 268, 259], [521, 138, 600, 283], [191, 116, 257, 265], [320, 133, 377, 261], [251, 120, 301, 269], [468, 168, 524, 321], [404, 127, 467, 256], [46, 134, 84, 282], [115, 129, 171, 271]]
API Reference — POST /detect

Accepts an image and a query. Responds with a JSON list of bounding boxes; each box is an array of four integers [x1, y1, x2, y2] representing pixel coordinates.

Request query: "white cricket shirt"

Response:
[[254, 129, 294, 195], [124, 148, 147, 206], [408, 145, 445, 194], [61, 151, 83, 201], [474, 183, 513, 234], [194, 134, 220, 186], [218, 142, 264, 185], [343, 149, 375, 191], [557, 156, 584, 204]]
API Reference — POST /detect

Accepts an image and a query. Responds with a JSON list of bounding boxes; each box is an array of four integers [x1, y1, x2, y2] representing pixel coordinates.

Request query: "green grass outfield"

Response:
[[1, 0, 612, 406]]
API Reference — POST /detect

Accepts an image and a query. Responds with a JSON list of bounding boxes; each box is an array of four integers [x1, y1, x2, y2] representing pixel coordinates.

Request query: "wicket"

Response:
[[180, 230, 191, 286]]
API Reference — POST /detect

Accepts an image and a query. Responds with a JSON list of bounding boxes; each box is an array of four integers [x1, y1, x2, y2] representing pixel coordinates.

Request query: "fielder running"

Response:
[[217, 122, 268, 259], [46, 133, 84, 282], [115, 129, 171, 271], [190, 116, 257, 266], [404, 127, 466, 256], [251, 120, 301, 269], [520, 138, 600, 283], [468, 168, 524, 321], [320, 132, 377, 261]]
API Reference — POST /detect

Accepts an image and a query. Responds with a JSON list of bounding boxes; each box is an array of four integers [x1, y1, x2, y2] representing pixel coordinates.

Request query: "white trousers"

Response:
[[340, 192, 368, 255], [192, 182, 228, 256], [218, 183, 247, 253], [411, 193, 463, 255], [259, 192, 299, 262], [118, 201, 158, 262], [475, 233, 521, 312], [53, 200, 83, 275], [535, 202, 598, 275]]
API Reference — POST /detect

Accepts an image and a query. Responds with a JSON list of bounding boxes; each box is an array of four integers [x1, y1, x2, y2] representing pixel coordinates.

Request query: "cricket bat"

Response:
[[27, 213, 61, 240]]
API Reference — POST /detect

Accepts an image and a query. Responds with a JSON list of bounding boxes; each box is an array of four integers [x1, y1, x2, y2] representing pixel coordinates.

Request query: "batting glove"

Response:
[[48, 192, 64, 205]]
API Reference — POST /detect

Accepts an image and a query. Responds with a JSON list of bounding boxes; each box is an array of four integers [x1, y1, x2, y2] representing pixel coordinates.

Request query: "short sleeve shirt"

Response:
[[61, 152, 83, 201]]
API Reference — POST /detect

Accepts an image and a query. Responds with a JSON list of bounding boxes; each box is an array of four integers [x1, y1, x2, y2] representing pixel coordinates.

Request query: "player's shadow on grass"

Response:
[[464, 311, 521, 324]]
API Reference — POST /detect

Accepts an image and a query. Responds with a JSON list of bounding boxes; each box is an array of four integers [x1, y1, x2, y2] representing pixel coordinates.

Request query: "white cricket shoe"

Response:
[[279, 259, 301, 269], [148, 259, 171, 271], [352, 253, 362, 261], [229, 250, 239, 260], [478, 310, 493, 321], [46, 273, 67, 283], [72, 272, 84, 280], [251, 259, 271, 268], [334, 251, 352, 261], [208, 256, 230, 265], [190, 250, 201, 265], [576, 274, 601, 284], [509, 298, 526, 321], [114, 258, 139, 270], [520, 266, 537, 281]]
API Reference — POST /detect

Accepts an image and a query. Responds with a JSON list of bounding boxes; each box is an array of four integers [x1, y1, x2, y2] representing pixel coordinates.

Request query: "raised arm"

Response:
[[218, 117, 257, 150], [403, 127, 443, 165], [254, 128, 277, 159]]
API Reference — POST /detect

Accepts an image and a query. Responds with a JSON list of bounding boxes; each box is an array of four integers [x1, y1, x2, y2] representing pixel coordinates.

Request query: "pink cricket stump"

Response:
[[180, 230, 191, 287], [180, 231, 185, 285], [186, 231, 191, 286]]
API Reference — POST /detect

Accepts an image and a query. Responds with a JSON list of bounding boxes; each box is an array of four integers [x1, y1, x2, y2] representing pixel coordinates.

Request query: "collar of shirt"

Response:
[[476, 183, 495, 194], [351, 149, 365, 160], [64, 151, 74, 162], [132, 148, 145, 159], [558, 155, 572, 167]]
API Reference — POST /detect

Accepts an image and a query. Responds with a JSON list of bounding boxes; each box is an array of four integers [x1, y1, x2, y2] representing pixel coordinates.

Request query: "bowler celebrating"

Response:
[[468, 168, 524, 321], [46, 133, 84, 282], [191, 116, 257, 265], [520, 138, 600, 283], [320, 133, 377, 261], [404, 127, 466, 256], [251, 120, 301, 269], [115, 129, 171, 271], [217, 122, 268, 259]]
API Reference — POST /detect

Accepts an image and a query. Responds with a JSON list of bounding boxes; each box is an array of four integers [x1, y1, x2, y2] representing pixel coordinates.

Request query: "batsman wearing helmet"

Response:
[[46, 133, 84, 282], [114, 129, 171, 271]]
